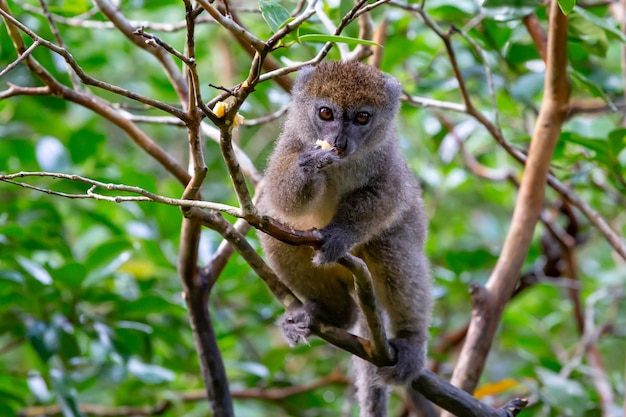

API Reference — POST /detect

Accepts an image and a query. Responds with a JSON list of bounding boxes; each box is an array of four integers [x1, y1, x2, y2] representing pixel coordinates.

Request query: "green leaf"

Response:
[[52, 262, 86, 292], [119, 295, 184, 317], [570, 68, 617, 110], [63, 0, 90, 14], [608, 128, 626, 157], [481, 0, 541, 21], [50, 369, 84, 417], [569, 13, 609, 57], [127, 358, 175, 384], [68, 126, 105, 164], [27, 321, 59, 362], [536, 368, 589, 417], [259, 0, 291, 33], [83, 239, 133, 287], [298, 34, 381, 47], [557, 0, 575, 15], [573, 6, 626, 43], [0, 374, 28, 417], [425, 0, 478, 20], [560, 132, 608, 156], [608, 129, 626, 182], [482, 0, 541, 6], [16, 256, 52, 285]]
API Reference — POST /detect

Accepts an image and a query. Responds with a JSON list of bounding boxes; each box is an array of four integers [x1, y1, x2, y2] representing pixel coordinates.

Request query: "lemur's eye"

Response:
[[355, 112, 370, 125], [319, 107, 333, 121]]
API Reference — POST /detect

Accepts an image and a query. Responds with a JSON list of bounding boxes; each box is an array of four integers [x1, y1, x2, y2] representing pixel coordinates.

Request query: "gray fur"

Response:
[[257, 61, 432, 417]]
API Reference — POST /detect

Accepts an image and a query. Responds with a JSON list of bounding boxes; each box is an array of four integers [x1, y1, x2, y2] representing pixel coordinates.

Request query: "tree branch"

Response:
[[447, 0, 571, 396]]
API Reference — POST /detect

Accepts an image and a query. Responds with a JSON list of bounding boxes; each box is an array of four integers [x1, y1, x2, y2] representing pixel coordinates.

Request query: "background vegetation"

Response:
[[1, 0, 625, 416]]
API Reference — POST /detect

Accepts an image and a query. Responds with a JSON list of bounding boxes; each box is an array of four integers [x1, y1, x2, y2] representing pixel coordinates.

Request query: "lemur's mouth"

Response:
[[315, 139, 347, 158], [334, 146, 348, 159]]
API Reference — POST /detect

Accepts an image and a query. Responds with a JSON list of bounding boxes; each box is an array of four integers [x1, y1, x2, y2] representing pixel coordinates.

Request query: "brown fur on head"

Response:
[[302, 61, 387, 108]]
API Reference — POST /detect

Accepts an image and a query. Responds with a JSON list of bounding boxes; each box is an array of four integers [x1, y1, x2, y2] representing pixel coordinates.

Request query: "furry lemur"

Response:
[[257, 61, 432, 417]]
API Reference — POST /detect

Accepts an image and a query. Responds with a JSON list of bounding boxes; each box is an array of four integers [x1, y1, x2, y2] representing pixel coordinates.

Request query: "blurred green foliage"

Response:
[[1, 0, 626, 416]]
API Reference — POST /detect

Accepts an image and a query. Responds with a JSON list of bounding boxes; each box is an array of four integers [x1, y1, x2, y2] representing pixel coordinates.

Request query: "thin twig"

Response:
[[196, 0, 265, 52], [0, 39, 39, 79], [242, 104, 289, 126], [403, 94, 467, 112], [0, 83, 49, 99], [38, 0, 82, 89], [0, 172, 239, 215], [453, 26, 502, 132], [133, 27, 194, 65]]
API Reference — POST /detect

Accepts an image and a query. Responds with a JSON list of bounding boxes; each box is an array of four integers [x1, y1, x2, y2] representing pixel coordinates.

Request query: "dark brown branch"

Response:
[[219, 127, 255, 215], [338, 254, 395, 364], [179, 4, 234, 414], [191, 208, 302, 311], [178, 217, 235, 417]]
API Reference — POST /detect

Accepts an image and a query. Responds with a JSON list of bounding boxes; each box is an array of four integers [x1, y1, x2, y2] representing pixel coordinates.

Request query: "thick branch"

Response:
[[178, 218, 235, 417], [448, 0, 570, 395]]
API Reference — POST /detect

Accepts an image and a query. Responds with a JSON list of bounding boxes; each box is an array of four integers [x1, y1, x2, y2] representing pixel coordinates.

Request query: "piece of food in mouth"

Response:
[[315, 139, 333, 150]]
